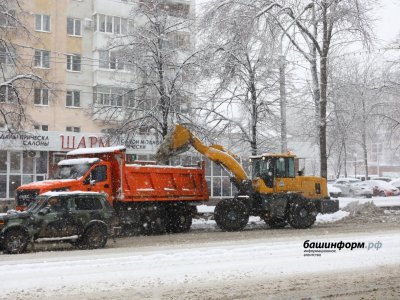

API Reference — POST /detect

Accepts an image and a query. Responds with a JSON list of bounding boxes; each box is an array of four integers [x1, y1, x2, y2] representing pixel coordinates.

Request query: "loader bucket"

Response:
[[155, 124, 192, 164]]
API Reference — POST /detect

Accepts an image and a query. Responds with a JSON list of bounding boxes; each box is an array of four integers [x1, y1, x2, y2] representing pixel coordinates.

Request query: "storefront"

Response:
[[0, 130, 238, 202], [0, 130, 163, 200]]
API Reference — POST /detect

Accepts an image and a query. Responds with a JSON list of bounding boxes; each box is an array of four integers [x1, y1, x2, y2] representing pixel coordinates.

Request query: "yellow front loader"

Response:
[[156, 124, 339, 231]]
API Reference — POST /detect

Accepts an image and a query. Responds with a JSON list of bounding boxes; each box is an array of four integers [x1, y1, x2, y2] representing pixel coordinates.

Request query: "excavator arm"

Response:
[[156, 124, 249, 189]]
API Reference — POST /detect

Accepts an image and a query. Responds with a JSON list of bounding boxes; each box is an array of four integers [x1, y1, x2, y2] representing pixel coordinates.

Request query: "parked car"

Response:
[[348, 182, 373, 198], [328, 184, 342, 198], [373, 177, 392, 183], [389, 178, 400, 189], [362, 180, 400, 197], [333, 178, 360, 196], [0, 192, 118, 254]]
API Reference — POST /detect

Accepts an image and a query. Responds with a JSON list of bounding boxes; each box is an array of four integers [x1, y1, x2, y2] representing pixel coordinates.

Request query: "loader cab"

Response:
[[251, 154, 296, 191]]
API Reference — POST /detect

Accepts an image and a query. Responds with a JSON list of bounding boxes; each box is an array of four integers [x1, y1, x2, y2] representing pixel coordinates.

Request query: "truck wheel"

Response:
[[3, 229, 29, 254], [80, 224, 108, 249], [141, 209, 166, 235], [214, 199, 249, 232], [264, 217, 287, 229], [288, 197, 317, 229], [166, 207, 192, 233]]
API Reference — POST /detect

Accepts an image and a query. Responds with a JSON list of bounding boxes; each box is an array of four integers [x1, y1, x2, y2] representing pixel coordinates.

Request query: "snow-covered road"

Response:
[[0, 228, 399, 299]]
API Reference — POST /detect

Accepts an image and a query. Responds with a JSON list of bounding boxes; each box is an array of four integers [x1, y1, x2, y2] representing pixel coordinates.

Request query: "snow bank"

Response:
[[342, 201, 384, 217], [315, 210, 350, 224]]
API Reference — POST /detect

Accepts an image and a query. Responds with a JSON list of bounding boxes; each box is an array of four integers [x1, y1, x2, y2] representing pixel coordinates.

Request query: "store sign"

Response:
[[0, 131, 50, 150], [60, 135, 110, 150], [0, 130, 162, 153], [117, 137, 162, 151]]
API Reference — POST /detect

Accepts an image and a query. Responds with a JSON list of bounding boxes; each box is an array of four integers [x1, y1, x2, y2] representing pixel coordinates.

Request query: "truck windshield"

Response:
[[53, 164, 91, 179]]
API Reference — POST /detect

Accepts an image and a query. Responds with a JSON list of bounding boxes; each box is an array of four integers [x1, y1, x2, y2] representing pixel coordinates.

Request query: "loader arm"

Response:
[[156, 124, 249, 188]]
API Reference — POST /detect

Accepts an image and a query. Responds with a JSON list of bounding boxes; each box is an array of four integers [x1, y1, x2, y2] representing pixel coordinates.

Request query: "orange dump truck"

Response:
[[16, 146, 209, 234]]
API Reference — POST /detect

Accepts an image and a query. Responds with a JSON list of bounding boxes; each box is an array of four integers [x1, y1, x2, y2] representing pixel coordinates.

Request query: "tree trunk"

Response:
[[250, 69, 258, 156]]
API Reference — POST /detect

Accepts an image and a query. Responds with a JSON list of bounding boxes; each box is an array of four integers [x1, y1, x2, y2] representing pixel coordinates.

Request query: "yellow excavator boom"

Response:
[[156, 124, 249, 186]]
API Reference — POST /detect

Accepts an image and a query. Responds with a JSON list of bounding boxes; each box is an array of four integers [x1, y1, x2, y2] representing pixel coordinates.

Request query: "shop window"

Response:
[[0, 151, 6, 172], [36, 151, 48, 174], [22, 175, 34, 185], [222, 177, 231, 196], [9, 174, 21, 198], [0, 175, 6, 198], [213, 177, 221, 197], [10, 151, 21, 173], [212, 161, 221, 177], [22, 151, 34, 173]]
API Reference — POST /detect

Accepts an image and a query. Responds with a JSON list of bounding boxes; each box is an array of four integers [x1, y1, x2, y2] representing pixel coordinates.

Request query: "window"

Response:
[[91, 165, 107, 182], [67, 17, 81, 36], [74, 197, 102, 210], [99, 50, 124, 70], [94, 86, 134, 107], [66, 54, 81, 71], [95, 14, 129, 34], [34, 49, 50, 68], [0, 86, 16, 103], [66, 126, 80, 132], [35, 14, 50, 32], [276, 158, 286, 178], [158, 3, 190, 18], [0, 10, 16, 27], [34, 124, 48, 131], [0, 46, 16, 65], [168, 32, 190, 49], [66, 90, 80, 107], [34, 88, 49, 105]]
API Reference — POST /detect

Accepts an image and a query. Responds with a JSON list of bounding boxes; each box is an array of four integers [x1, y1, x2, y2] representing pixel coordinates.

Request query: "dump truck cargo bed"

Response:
[[121, 164, 209, 202]]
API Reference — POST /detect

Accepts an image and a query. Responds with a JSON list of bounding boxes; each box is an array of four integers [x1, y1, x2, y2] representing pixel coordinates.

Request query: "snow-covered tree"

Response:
[[93, 0, 200, 140], [271, 0, 376, 178], [198, 0, 283, 156], [0, 0, 42, 131]]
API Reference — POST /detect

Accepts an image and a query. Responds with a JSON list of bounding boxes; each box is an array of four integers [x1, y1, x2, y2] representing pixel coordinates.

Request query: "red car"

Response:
[[363, 180, 400, 197]]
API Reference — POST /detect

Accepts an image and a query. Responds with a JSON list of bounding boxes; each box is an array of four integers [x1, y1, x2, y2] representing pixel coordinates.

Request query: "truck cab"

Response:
[[15, 146, 126, 210]]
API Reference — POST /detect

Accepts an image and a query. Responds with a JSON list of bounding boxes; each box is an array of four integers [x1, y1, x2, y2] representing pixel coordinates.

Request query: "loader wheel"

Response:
[[214, 199, 249, 232], [288, 197, 317, 229], [265, 217, 287, 229], [3, 229, 29, 254], [166, 207, 192, 233]]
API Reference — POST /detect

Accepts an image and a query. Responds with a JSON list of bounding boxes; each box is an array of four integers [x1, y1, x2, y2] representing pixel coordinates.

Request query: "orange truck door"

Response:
[[83, 163, 113, 199]]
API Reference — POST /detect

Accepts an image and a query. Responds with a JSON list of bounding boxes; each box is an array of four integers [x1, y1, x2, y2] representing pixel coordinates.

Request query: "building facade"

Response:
[[0, 0, 237, 202]]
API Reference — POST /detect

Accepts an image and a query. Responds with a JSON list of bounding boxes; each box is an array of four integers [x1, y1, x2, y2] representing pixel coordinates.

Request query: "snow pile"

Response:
[[315, 210, 350, 224], [342, 201, 384, 217]]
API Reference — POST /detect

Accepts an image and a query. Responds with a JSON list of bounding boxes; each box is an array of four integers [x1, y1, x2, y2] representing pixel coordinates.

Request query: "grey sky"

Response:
[[373, 0, 399, 45]]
